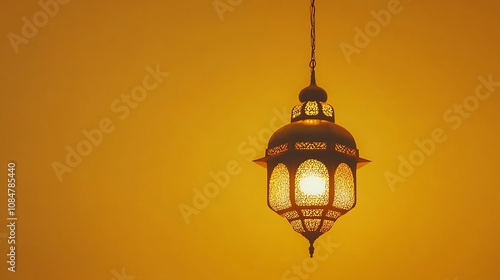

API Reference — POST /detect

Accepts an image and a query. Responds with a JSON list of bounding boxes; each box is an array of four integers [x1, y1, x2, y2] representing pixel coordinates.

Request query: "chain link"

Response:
[[309, 0, 316, 70]]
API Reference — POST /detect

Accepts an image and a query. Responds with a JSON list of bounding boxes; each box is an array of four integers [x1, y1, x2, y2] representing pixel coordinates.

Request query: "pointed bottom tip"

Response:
[[308, 241, 315, 258]]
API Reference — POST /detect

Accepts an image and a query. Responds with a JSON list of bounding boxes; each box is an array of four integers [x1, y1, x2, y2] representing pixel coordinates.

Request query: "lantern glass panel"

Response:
[[332, 163, 355, 210], [269, 163, 292, 211], [295, 159, 329, 206], [320, 220, 335, 233], [326, 210, 342, 219], [290, 220, 306, 233], [284, 211, 299, 220], [304, 219, 321, 231]]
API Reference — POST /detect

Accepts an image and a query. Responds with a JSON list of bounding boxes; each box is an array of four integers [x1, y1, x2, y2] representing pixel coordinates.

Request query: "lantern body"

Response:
[[255, 87, 369, 255]]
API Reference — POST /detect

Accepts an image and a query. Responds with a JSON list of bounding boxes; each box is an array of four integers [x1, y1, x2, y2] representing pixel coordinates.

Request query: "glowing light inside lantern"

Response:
[[299, 175, 326, 196]]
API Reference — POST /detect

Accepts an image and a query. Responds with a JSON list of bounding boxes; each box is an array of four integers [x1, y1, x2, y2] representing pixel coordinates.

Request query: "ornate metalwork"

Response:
[[267, 143, 288, 156], [301, 209, 324, 217], [304, 219, 321, 231], [295, 159, 329, 207], [305, 101, 319, 116], [333, 163, 355, 210], [292, 103, 303, 119], [320, 220, 335, 233], [284, 211, 300, 220], [290, 220, 305, 233], [322, 103, 333, 117], [269, 164, 292, 211], [326, 210, 342, 219], [334, 143, 357, 156], [295, 142, 327, 150]]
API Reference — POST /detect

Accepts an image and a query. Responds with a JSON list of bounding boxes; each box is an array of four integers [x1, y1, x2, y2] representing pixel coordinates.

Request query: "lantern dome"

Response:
[[268, 121, 357, 154]]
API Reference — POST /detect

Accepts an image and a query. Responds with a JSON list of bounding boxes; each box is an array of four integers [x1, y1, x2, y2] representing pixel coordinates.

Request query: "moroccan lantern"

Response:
[[254, 0, 370, 257]]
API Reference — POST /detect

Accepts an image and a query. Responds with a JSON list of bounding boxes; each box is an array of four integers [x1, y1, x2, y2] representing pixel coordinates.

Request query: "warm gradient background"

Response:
[[1, 0, 500, 279]]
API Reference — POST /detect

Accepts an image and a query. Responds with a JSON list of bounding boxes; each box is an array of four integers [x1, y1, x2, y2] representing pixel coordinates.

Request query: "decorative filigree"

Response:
[[295, 159, 329, 206], [292, 103, 303, 119], [333, 163, 355, 210], [320, 219, 335, 233], [304, 219, 321, 231], [301, 209, 324, 217], [305, 101, 319, 116], [326, 210, 342, 219], [269, 164, 292, 211], [284, 211, 299, 220], [295, 142, 327, 150], [267, 143, 288, 156], [334, 143, 357, 156], [290, 220, 305, 233], [322, 103, 333, 117]]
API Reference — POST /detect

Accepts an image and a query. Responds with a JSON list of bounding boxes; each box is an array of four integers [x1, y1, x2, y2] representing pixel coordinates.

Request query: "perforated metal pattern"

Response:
[[292, 103, 303, 119], [322, 103, 333, 117], [326, 210, 342, 219], [269, 164, 292, 211], [284, 211, 299, 220], [333, 163, 355, 210], [295, 142, 327, 150], [267, 143, 288, 156], [290, 220, 306, 233], [301, 209, 324, 217], [334, 143, 357, 157], [320, 220, 335, 233], [304, 219, 321, 231], [295, 159, 329, 206], [305, 101, 319, 116]]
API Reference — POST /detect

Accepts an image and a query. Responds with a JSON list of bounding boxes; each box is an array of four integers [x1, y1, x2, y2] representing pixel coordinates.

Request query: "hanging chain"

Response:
[[309, 0, 316, 71]]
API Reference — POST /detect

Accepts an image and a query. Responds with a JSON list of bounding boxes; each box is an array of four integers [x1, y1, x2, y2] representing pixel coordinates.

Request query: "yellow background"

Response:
[[1, 0, 500, 279]]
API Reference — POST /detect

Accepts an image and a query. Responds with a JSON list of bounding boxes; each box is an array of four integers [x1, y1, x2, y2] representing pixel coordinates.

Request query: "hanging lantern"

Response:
[[254, 0, 370, 257]]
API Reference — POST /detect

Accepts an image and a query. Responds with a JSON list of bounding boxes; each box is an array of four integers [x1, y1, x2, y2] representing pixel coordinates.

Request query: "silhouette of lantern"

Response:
[[254, 0, 369, 257]]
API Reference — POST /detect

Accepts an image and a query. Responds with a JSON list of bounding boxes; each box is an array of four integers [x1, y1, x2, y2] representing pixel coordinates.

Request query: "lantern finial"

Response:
[[308, 240, 315, 258]]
